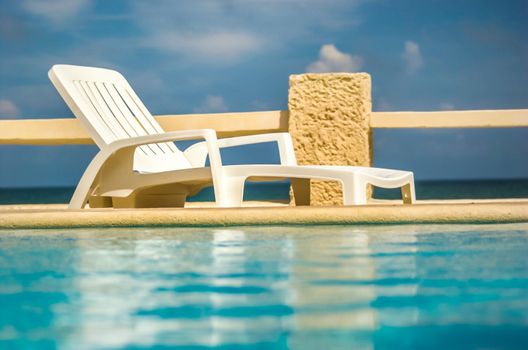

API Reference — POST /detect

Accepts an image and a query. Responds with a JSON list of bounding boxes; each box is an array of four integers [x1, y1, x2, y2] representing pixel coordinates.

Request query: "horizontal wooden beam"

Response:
[[0, 110, 289, 145], [0, 118, 92, 145], [371, 109, 528, 128], [156, 110, 289, 138], [1, 109, 527, 145]]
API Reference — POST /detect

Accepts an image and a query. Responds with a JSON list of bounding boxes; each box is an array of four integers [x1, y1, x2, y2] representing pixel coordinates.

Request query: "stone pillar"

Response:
[[288, 73, 372, 206]]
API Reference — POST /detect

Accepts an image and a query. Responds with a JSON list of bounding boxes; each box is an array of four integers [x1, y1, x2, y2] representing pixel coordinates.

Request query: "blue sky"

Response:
[[0, 0, 527, 187]]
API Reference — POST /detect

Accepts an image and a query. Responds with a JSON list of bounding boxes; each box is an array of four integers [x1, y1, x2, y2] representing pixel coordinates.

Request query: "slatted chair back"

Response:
[[49, 64, 192, 172]]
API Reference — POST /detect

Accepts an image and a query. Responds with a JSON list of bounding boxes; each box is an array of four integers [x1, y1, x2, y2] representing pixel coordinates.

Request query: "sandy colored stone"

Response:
[[0, 200, 527, 229], [288, 73, 372, 205]]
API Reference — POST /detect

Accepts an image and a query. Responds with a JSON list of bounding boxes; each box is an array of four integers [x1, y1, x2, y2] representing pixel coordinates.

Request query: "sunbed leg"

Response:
[[291, 178, 310, 206], [401, 182, 416, 204], [68, 149, 111, 209], [215, 176, 246, 208], [69, 182, 95, 209], [342, 176, 367, 205]]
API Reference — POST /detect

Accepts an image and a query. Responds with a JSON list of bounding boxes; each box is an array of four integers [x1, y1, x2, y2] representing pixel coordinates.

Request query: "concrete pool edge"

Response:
[[0, 200, 527, 229]]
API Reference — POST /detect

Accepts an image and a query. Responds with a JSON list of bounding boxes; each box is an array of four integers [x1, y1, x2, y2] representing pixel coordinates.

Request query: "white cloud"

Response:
[[0, 99, 20, 118], [21, 0, 91, 26], [193, 95, 228, 113], [402, 40, 423, 73], [144, 31, 262, 63], [306, 44, 363, 73], [132, 1, 367, 65]]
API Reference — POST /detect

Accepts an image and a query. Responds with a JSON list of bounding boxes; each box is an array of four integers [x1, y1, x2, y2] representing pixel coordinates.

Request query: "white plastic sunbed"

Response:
[[48, 64, 415, 209]]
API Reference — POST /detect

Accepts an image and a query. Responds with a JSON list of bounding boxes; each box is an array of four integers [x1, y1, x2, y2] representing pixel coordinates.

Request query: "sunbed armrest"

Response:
[[104, 128, 223, 170], [183, 132, 297, 167], [107, 129, 218, 152]]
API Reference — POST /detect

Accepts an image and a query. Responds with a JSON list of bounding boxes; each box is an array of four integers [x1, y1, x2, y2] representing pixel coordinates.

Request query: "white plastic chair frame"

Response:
[[49, 64, 416, 209]]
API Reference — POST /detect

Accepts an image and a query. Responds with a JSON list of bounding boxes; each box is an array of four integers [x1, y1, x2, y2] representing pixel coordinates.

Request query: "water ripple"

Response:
[[0, 224, 527, 349]]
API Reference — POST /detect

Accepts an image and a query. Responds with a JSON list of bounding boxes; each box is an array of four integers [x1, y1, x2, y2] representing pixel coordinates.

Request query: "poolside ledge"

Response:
[[1, 200, 527, 229]]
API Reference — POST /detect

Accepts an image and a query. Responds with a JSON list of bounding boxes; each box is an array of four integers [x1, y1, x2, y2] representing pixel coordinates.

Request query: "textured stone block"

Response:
[[288, 73, 372, 205]]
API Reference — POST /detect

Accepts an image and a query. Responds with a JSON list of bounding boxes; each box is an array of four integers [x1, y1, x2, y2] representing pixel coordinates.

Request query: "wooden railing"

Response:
[[371, 109, 528, 128], [0, 111, 289, 145], [0, 109, 527, 145]]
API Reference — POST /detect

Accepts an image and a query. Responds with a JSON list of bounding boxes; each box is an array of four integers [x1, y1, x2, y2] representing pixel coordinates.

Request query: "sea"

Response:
[[1, 179, 527, 205]]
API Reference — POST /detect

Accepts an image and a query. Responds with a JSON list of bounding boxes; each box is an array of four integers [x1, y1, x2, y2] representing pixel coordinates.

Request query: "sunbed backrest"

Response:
[[49, 65, 192, 170]]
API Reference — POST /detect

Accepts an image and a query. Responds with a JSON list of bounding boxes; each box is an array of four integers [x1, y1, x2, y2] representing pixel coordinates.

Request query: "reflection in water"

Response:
[[58, 228, 297, 348], [0, 224, 527, 349], [287, 229, 378, 350], [291, 230, 377, 327]]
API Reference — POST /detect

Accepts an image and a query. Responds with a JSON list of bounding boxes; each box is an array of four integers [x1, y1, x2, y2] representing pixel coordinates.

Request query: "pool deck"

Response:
[[0, 199, 527, 229]]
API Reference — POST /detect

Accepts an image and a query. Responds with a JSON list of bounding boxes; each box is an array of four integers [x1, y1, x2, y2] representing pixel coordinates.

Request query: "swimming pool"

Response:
[[1, 224, 527, 349]]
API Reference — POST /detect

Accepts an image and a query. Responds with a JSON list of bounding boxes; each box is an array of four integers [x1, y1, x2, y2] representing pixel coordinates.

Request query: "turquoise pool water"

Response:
[[1, 224, 527, 349]]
